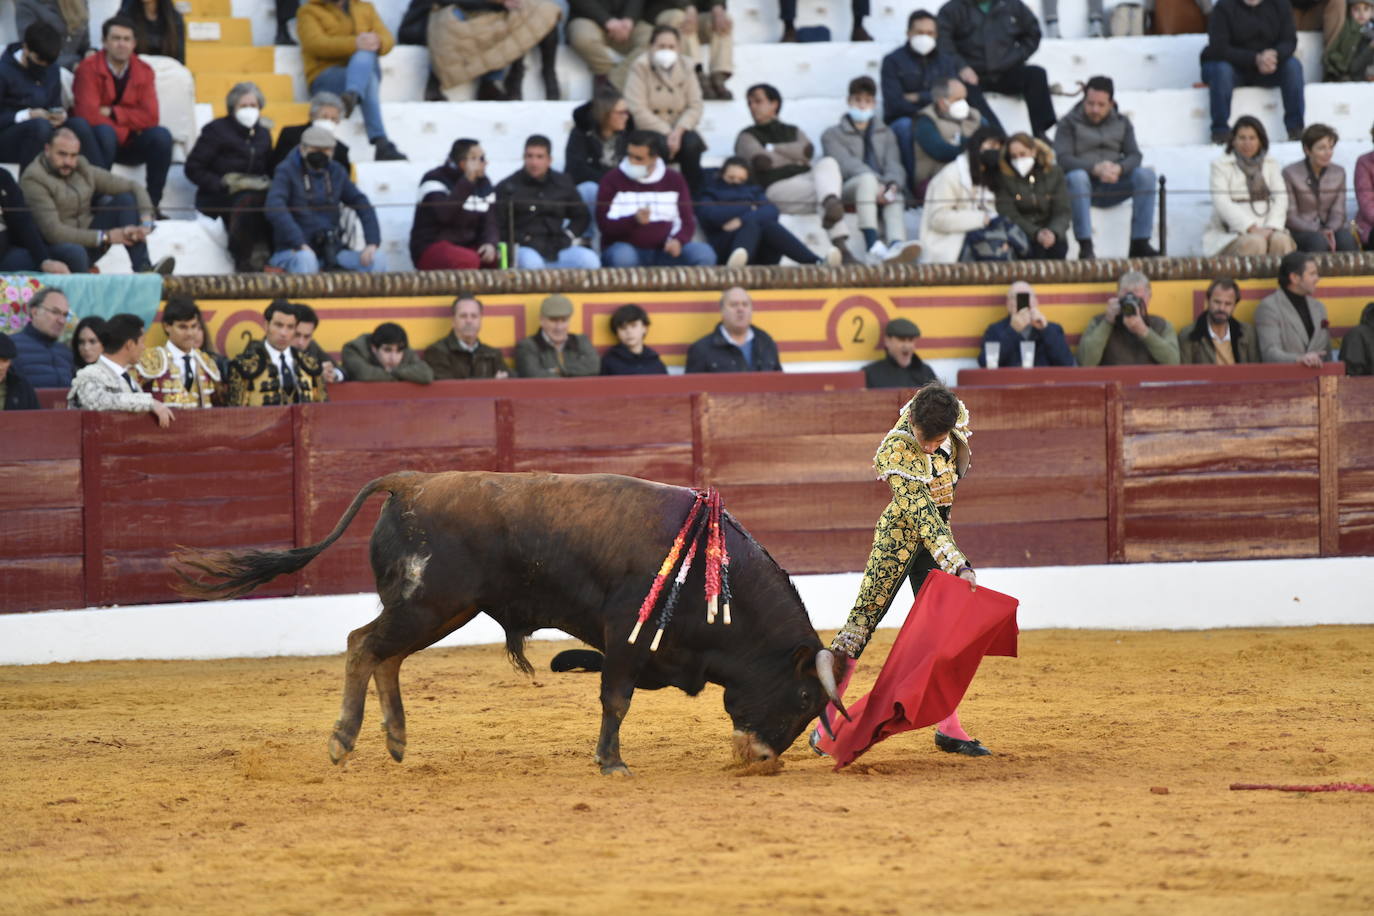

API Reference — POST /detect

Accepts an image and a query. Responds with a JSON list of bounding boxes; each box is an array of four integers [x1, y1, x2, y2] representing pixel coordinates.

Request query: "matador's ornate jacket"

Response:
[[226, 339, 327, 407], [831, 396, 973, 659], [136, 344, 221, 408]]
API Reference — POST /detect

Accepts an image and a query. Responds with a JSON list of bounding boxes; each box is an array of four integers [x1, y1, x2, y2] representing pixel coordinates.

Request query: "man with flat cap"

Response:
[[515, 294, 601, 377], [863, 317, 938, 388]]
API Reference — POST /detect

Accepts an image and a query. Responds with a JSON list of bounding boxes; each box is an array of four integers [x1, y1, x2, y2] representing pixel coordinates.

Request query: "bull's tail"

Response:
[[172, 474, 409, 600]]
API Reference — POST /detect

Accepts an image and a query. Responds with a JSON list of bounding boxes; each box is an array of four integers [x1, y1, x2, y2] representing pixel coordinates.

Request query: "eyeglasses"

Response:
[[40, 305, 71, 320]]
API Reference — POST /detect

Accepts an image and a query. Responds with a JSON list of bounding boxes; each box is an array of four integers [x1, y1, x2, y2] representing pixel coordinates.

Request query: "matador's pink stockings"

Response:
[[937, 709, 972, 741]]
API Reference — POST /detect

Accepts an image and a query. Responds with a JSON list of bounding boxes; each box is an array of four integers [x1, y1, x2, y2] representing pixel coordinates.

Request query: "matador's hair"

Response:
[[908, 383, 960, 440]]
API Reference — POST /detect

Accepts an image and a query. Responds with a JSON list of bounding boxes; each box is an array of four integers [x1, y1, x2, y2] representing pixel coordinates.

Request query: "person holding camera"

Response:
[[1078, 270, 1180, 366], [265, 125, 385, 274]]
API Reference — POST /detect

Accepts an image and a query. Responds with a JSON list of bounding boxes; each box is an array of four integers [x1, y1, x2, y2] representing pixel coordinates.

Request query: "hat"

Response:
[[540, 294, 574, 319], [0, 333, 16, 360], [301, 125, 337, 149], [885, 317, 921, 338]]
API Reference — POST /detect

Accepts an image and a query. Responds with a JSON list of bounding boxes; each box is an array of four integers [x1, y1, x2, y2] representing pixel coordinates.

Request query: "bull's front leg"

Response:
[[594, 672, 635, 776]]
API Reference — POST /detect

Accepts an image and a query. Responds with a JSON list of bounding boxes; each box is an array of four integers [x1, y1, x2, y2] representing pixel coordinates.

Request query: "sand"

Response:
[[2, 626, 1372, 914]]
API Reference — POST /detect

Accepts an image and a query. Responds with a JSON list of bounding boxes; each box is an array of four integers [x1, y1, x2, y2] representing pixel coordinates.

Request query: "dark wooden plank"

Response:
[[1106, 382, 1125, 563], [690, 392, 705, 488], [299, 399, 498, 450], [705, 433, 899, 486], [1319, 376, 1339, 556], [958, 518, 1109, 567], [717, 481, 891, 532], [509, 396, 692, 448], [961, 427, 1106, 477], [102, 495, 296, 550], [0, 557, 85, 613], [1337, 375, 1374, 423], [959, 364, 1341, 387], [89, 407, 293, 454], [954, 473, 1107, 524], [95, 450, 293, 493], [1338, 467, 1374, 556], [0, 459, 82, 511], [1123, 513, 1319, 562], [1124, 427, 1318, 474], [1124, 471, 1319, 516], [1338, 420, 1374, 470], [1123, 380, 1318, 433], [100, 550, 298, 606], [323, 372, 866, 402], [81, 411, 103, 607], [0, 508, 83, 556], [742, 528, 878, 576], [0, 410, 82, 460], [957, 384, 1107, 430], [510, 446, 694, 483], [705, 390, 907, 441]]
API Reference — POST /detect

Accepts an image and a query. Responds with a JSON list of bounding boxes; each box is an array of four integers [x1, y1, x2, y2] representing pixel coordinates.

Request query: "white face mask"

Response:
[[1012, 155, 1035, 177], [946, 99, 971, 120], [621, 158, 650, 181], [311, 118, 338, 135], [909, 34, 936, 55], [652, 49, 677, 70], [848, 106, 874, 123], [234, 105, 260, 129]]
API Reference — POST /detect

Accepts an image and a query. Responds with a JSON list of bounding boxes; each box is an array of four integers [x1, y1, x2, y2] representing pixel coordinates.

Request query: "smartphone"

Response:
[[1016, 292, 1030, 311], [48, 107, 64, 115]]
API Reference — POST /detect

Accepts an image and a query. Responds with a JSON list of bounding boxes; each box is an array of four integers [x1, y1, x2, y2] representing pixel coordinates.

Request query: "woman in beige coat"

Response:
[[1202, 115, 1296, 257], [623, 25, 706, 192]]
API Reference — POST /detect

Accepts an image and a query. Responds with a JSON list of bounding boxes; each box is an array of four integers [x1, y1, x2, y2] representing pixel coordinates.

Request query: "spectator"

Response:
[[696, 157, 840, 267], [1042, 0, 1105, 38], [423, 293, 510, 379], [994, 132, 1071, 260], [821, 76, 919, 265], [684, 286, 782, 373], [342, 321, 435, 383], [601, 302, 668, 374], [623, 25, 707, 193], [0, 332, 40, 410], [0, 168, 67, 273], [118, 0, 185, 63], [567, 86, 633, 219], [185, 81, 275, 272], [919, 125, 1005, 263], [779, 0, 871, 41], [410, 0, 561, 102], [10, 287, 73, 387], [266, 125, 385, 274], [567, 0, 655, 91], [883, 11, 996, 188], [15, 0, 89, 71], [270, 91, 351, 175], [71, 315, 105, 369], [226, 299, 327, 406], [650, 0, 734, 99], [0, 22, 100, 171], [276, 0, 298, 46], [937, 0, 1054, 139], [297, 0, 407, 161], [1295, 0, 1347, 59], [66, 312, 175, 427], [191, 312, 230, 381], [289, 302, 344, 383], [1202, 115, 1296, 256], [1358, 123, 1374, 247], [736, 82, 849, 258], [1255, 251, 1330, 366], [1282, 123, 1357, 253], [1339, 301, 1374, 375], [410, 138, 499, 270], [1178, 277, 1262, 364], [1200, 0, 1304, 145], [21, 126, 172, 274], [910, 77, 984, 201], [134, 296, 220, 407], [73, 16, 174, 210], [863, 317, 938, 388], [597, 129, 716, 267], [496, 134, 599, 270], [515, 294, 601, 377], [978, 281, 1076, 367], [1324, 0, 1374, 81], [1078, 270, 1181, 366], [1054, 75, 1158, 260]]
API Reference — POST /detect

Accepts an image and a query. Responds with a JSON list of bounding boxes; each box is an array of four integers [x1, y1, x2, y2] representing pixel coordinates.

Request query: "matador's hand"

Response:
[[958, 567, 977, 590]]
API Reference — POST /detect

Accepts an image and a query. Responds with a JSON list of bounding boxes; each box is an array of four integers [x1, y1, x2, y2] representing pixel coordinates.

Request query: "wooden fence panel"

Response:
[[1337, 376, 1374, 555], [0, 412, 84, 613], [507, 396, 695, 484]]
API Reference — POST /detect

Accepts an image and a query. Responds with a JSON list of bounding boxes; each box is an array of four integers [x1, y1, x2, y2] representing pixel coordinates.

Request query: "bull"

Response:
[[174, 471, 848, 774]]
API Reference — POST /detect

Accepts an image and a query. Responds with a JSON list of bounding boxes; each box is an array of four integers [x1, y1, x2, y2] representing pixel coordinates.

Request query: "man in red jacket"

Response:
[[73, 15, 173, 209]]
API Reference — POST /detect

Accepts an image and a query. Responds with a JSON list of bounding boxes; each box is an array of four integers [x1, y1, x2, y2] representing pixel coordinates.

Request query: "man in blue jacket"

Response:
[[0, 23, 100, 171], [978, 281, 1076, 367], [265, 125, 386, 274], [10, 287, 76, 389]]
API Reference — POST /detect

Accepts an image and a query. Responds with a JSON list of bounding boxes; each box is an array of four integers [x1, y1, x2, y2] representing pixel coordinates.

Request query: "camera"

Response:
[[1119, 292, 1141, 317], [310, 230, 344, 272]]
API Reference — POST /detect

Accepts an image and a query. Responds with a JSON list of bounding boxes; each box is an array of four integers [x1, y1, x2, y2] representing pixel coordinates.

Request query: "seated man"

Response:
[[1179, 278, 1262, 364], [409, 138, 499, 270], [1255, 251, 1330, 366], [73, 16, 174, 210], [0, 169, 66, 273], [10, 287, 74, 388], [67, 312, 175, 428], [821, 76, 919, 265], [515, 294, 601, 377], [1078, 270, 1181, 366], [423, 293, 510, 379], [226, 299, 327, 406], [1053, 76, 1157, 260], [0, 332, 40, 411], [601, 302, 668, 375], [735, 82, 849, 255], [684, 286, 782, 372], [863, 317, 938, 388], [0, 22, 100, 171], [596, 129, 716, 267], [135, 296, 221, 407], [1200, 0, 1304, 144], [342, 322, 434, 384], [20, 126, 173, 274], [270, 91, 351, 175], [979, 280, 1076, 367], [937, 0, 1055, 139], [297, 0, 406, 161], [289, 302, 344, 383], [911, 77, 984, 199], [266, 126, 385, 275], [495, 134, 599, 270], [1340, 301, 1374, 375]]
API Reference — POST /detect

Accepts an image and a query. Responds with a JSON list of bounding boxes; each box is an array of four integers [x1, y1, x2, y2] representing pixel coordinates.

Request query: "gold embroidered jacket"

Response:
[[226, 339, 327, 407], [136, 345, 221, 408]]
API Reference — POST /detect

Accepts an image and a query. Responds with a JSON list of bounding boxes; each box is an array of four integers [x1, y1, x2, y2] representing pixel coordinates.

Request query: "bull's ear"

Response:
[[792, 644, 816, 675]]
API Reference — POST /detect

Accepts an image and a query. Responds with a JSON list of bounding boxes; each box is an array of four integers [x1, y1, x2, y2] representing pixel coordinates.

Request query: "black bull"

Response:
[[174, 471, 848, 774]]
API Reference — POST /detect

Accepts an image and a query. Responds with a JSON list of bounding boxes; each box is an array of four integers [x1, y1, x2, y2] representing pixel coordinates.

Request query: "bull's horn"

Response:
[[815, 649, 852, 722]]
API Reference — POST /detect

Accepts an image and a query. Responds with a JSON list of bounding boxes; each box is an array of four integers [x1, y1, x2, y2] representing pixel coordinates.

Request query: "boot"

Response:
[[477, 78, 508, 102], [708, 71, 733, 101], [696, 68, 719, 100], [274, 24, 296, 45], [539, 31, 561, 100], [1129, 238, 1159, 258], [503, 58, 525, 100], [851, 22, 872, 41], [821, 194, 845, 229], [1076, 238, 1095, 260], [372, 137, 408, 161]]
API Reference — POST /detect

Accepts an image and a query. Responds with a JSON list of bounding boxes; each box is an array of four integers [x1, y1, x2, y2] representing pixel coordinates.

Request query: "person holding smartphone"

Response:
[[977, 280, 1076, 367]]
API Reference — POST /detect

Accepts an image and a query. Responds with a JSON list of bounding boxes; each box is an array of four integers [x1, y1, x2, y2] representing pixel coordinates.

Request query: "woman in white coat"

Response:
[[1202, 115, 1297, 258], [919, 126, 1006, 264]]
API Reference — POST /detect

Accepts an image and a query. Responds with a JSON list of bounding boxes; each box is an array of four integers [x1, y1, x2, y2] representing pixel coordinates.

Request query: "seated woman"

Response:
[[118, 0, 185, 62], [919, 125, 1006, 264], [566, 86, 634, 217], [270, 91, 352, 175], [1202, 115, 1296, 257], [1358, 122, 1374, 248], [994, 132, 1070, 260], [623, 25, 706, 193], [184, 82, 275, 272], [696, 158, 840, 267], [1283, 123, 1358, 253]]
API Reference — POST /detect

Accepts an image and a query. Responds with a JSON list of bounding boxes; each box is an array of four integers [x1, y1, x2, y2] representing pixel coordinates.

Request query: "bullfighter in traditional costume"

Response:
[[226, 299, 327, 407], [136, 297, 221, 407]]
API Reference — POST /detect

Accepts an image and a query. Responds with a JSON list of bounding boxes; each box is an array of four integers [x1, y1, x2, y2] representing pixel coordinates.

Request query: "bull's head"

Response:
[[723, 647, 850, 762]]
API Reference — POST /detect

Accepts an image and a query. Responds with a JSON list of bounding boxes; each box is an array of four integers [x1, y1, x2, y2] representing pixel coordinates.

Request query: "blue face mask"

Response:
[[848, 106, 874, 123]]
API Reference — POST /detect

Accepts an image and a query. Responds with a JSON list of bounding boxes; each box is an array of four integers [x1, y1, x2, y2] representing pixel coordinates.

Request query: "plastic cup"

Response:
[[1020, 340, 1036, 368], [984, 342, 1000, 369]]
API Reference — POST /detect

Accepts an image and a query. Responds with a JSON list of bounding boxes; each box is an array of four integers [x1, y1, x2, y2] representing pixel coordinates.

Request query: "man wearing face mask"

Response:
[[911, 77, 984, 201], [270, 91, 352, 176], [936, 0, 1055, 140], [265, 125, 385, 274], [1200, 0, 1305, 144], [185, 81, 275, 271], [596, 128, 716, 267]]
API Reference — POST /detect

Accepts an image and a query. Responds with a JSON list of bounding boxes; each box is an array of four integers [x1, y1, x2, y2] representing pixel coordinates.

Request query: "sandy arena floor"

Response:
[[2, 625, 1372, 914]]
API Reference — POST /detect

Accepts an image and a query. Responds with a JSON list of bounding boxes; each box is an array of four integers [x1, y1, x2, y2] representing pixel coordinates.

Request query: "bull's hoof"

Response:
[[385, 733, 407, 763], [328, 731, 355, 765], [599, 762, 631, 776]]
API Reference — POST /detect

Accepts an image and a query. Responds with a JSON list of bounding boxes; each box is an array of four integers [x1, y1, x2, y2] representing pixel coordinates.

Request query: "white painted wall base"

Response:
[[4, 556, 1370, 666]]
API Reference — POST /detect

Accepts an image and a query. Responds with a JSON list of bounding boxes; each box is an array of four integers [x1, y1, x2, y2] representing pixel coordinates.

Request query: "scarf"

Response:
[[1234, 151, 1270, 204]]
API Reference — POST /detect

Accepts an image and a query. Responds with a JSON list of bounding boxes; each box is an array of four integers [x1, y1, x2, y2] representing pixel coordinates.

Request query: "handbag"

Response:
[[959, 215, 1031, 262]]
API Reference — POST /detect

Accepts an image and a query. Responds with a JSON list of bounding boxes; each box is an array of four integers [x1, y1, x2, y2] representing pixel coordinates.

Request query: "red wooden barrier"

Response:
[[323, 371, 866, 402], [957, 363, 1344, 387], [0, 411, 84, 612], [1336, 376, 1374, 555]]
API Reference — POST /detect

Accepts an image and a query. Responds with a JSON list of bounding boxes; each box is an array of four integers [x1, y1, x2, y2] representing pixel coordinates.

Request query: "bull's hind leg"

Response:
[[330, 619, 382, 764], [594, 654, 638, 776]]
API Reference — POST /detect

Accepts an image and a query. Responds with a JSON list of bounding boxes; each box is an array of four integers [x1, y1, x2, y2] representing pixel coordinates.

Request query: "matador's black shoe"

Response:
[[934, 730, 992, 756]]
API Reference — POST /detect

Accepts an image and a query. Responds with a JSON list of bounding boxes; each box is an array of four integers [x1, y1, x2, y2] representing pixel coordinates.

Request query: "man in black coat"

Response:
[[936, 0, 1054, 138], [685, 286, 783, 373], [863, 317, 938, 388], [1199, 0, 1304, 144], [0, 332, 41, 411], [0, 23, 100, 171], [495, 134, 600, 270]]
